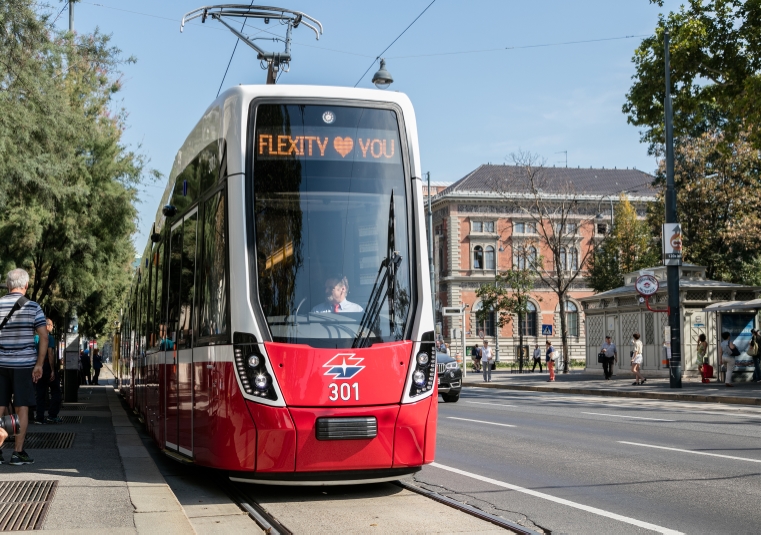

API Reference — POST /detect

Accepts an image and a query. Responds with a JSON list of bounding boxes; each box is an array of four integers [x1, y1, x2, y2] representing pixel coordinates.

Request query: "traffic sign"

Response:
[[542, 324, 553, 336], [442, 306, 464, 316]]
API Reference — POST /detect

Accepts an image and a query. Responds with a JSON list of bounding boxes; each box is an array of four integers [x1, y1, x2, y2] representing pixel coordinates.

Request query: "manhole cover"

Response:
[[2, 433, 75, 450], [60, 405, 107, 411], [0, 480, 57, 531]]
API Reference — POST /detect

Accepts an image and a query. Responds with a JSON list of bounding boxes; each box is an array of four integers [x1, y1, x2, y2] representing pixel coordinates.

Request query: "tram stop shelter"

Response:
[[580, 265, 760, 379]]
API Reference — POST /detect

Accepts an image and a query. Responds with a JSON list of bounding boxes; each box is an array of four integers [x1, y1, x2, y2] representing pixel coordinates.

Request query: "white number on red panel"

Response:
[[328, 383, 359, 401]]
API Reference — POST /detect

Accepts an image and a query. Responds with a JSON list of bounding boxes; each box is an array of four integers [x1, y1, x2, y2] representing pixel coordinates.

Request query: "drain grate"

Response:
[[2, 433, 75, 450], [58, 416, 82, 424], [0, 480, 57, 531], [61, 405, 107, 411]]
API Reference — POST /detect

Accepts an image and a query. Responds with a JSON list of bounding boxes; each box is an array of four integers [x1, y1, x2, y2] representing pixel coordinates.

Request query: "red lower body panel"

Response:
[[246, 402, 296, 472]]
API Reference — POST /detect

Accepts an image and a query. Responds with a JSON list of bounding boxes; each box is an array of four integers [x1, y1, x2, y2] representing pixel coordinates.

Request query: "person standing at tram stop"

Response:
[[33, 318, 62, 425], [750, 329, 761, 383], [720, 331, 739, 387], [546, 340, 556, 382], [600, 335, 617, 380], [481, 340, 493, 382], [471, 343, 481, 372], [630, 332, 646, 386], [80, 348, 91, 385], [0, 268, 48, 466], [311, 275, 363, 313], [91, 348, 103, 385], [531, 343, 543, 373]]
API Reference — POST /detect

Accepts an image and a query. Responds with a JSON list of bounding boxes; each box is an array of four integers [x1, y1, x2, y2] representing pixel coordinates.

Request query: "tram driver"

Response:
[[311, 275, 363, 313]]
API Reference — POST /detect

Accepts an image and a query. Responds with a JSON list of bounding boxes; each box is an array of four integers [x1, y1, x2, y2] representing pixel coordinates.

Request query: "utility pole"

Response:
[[664, 30, 682, 388], [426, 172, 435, 325], [69, 1, 75, 31]]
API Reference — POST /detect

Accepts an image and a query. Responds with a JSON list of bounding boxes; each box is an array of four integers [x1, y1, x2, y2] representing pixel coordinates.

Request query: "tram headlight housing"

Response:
[[233, 332, 278, 401], [416, 352, 429, 366], [408, 332, 436, 399]]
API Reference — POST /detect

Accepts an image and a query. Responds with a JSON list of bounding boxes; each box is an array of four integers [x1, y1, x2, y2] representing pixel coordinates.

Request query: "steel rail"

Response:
[[396, 480, 540, 535], [223, 481, 293, 535]]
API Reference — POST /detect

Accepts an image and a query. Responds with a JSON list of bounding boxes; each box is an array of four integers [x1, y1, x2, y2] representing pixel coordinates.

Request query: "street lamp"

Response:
[[372, 58, 393, 89]]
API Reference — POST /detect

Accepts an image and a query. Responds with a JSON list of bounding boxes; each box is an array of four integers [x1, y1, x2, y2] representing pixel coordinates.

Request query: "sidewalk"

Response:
[[0, 365, 253, 533], [463, 368, 761, 406]]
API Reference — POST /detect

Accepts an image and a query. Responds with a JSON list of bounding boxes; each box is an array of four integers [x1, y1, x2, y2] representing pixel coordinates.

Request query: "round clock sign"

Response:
[[635, 274, 659, 296]]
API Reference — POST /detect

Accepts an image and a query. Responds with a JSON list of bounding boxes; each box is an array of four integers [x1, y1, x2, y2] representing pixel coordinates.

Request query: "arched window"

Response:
[[485, 246, 495, 269], [514, 247, 525, 270], [473, 301, 495, 337], [558, 247, 567, 271], [566, 301, 579, 337], [519, 301, 537, 336], [473, 246, 483, 269]]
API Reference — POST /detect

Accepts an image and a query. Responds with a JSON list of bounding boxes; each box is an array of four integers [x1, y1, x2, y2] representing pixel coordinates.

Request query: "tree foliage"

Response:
[[624, 0, 761, 152], [0, 1, 146, 338], [647, 129, 761, 282], [589, 195, 660, 292]]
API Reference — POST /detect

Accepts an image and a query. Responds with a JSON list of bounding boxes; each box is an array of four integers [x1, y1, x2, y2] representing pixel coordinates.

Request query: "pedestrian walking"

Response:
[[471, 344, 481, 372], [630, 332, 645, 385], [696, 333, 709, 381], [80, 349, 91, 385], [600, 335, 617, 380], [92, 349, 103, 385], [720, 331, 739, 387], [0, 269, 48, 465], [750, 329, 761, 383], [34, 318, 61, 424], [546, 340, 556, 382], [531, 344, 543, 372], [481, 340, 493, 382]]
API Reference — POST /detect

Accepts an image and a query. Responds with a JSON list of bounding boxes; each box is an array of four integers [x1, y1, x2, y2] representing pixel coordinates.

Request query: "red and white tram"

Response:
[[117, 85, 437, 484]]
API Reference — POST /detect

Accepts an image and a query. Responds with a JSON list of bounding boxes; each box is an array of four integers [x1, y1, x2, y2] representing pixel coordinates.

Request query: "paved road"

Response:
[[415, 388, 761, 534]]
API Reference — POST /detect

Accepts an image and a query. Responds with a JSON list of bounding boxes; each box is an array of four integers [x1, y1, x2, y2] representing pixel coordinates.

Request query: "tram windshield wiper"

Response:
[[352, 192, 401, 349]]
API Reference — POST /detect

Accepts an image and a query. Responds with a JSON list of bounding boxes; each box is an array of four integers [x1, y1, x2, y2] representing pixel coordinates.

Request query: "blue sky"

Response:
[[51, 0, 682, 247]]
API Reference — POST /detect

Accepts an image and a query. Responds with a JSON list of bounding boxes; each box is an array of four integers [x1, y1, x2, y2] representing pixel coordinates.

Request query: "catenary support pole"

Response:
[[665, 30, 682, 388]]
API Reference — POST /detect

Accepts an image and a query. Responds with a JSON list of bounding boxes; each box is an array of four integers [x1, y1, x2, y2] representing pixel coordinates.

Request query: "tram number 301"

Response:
[[328, 383, 359, 401]]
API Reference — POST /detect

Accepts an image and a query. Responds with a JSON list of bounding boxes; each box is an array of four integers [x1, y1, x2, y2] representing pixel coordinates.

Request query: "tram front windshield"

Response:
[[251, 104, 414, 348]]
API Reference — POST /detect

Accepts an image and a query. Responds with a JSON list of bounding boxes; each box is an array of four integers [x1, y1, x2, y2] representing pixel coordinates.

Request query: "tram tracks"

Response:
[[224, 477, 538, 534]]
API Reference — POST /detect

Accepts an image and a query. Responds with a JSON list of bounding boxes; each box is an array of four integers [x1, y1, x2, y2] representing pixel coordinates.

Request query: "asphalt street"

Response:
[[414, 388, 761, 534]]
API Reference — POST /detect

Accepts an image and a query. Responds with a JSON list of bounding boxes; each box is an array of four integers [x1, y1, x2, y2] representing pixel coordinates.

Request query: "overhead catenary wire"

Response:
[[353, 0, 438, 87]]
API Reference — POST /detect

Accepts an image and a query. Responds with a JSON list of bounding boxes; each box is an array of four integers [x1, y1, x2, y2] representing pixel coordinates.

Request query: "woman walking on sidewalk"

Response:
[[631, 332, 645, 385], [546, 341, 556, 382]]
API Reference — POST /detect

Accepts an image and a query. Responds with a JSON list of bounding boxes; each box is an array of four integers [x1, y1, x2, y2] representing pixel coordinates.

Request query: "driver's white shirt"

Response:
[[311, 299, 364, 313]]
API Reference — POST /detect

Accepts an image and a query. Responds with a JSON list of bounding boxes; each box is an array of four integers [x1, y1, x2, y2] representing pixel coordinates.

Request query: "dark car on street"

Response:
[[436, 352, 462, 402]]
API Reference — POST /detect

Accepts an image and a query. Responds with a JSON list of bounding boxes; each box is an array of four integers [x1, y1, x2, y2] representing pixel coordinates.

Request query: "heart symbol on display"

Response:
[[333, 137, 354, 158]]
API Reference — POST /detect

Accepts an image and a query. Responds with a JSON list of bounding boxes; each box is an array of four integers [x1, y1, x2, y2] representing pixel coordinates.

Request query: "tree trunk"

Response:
[[518, 310, 524, 373], [558, 294, 569, 373]]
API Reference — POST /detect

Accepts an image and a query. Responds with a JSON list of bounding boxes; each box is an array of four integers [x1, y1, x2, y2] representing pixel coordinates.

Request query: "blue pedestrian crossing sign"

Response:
[[541, 324, 553, 336]]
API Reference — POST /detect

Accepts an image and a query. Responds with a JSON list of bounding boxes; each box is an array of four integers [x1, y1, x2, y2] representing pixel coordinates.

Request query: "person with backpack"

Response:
[[0, 269, 48, 465], [471, 344, 481, 372], [720, 331, 740, 387], [92, 348, 103, 385]]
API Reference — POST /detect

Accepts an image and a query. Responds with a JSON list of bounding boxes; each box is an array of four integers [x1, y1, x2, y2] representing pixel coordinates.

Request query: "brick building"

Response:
[[429, 164, 657, 363]]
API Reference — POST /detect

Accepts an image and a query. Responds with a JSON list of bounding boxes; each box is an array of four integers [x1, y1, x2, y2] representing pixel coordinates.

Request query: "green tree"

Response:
[[589, 195, 659, 292], [624, 0, 761, 152], [476, 260, 536, 373], [0, 1, 147, 338], [646, 129, 761, 282]]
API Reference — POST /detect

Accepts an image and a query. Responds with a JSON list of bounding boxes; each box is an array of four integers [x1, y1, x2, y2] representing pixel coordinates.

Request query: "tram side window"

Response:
[[177, 212, 198, 349], [167, 225, 183, 348], [198, 191, 228, 340], [151, 242, 164, 350]]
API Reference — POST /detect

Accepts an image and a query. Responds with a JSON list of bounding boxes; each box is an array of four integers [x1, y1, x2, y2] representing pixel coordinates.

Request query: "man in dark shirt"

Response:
[[80, 349, 91, 385]]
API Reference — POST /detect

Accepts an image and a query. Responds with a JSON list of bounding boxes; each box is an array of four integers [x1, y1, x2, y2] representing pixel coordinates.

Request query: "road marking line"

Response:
[[430, 463, 683, 535], [463, 401, 517, 407], [619, 441, 761, 463], [446, 417, 516, 427], [581, 412, 675, 422]]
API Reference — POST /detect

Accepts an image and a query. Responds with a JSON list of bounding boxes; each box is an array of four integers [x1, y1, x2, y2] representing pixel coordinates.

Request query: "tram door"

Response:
[[166, 210, 198, 457]]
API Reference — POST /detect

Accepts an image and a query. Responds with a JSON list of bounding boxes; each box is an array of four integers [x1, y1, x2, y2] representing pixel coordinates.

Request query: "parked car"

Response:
[[436, 352, 462, 402]]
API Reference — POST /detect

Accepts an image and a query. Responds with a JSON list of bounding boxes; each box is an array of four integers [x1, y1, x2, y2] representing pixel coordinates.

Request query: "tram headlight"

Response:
[[416, 352, 429, 366], [413, 370, 427, 387], [247, 355, 260, 368], [254, 374, 268, 391]]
